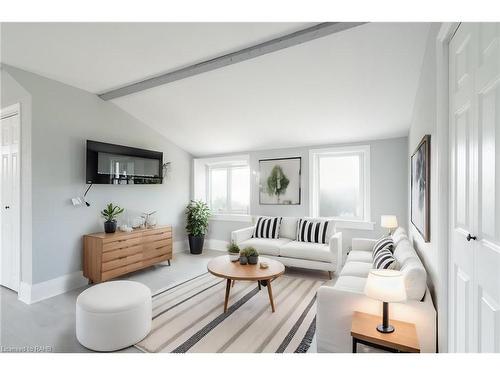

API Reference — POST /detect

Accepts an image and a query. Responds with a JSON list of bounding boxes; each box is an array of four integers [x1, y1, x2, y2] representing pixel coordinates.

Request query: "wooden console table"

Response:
[[83, 225, 172, 283]]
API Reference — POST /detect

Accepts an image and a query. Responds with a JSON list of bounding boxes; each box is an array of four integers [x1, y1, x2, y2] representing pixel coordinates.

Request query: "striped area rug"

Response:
[[136, 272, 324, 353]]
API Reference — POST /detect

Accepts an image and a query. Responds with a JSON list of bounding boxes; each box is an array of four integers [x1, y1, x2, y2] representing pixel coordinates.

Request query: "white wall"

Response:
[[407, 23, 447, 351], [1, 65, 192, 291], [407, 24, 441, 299], [205, 137, 408, 249]]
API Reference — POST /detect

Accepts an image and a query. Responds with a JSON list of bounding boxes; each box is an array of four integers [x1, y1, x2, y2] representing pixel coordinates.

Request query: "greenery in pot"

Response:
[[244, 247, 259, 265], [185, 200, 211, 254], [239, 248, 249, 265], [227, 242, 240, 262], [101, 203, 124, 233]]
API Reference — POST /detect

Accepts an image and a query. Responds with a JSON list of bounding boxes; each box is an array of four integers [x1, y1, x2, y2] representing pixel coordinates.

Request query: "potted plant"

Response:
[[227, 242, 240, 262], [185, 200, 211, 254], [239, 249, 248, 265], [101, 203, 124, 233], [245, 247, 259, 265]]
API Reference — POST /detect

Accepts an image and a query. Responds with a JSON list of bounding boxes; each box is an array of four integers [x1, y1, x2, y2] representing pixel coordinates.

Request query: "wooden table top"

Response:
[[351, 311, 420, 353], [84, 225, 171, 239], [207, 256, 285, 281]]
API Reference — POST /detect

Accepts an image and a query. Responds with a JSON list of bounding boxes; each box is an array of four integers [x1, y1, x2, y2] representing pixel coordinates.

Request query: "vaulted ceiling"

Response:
[[1, 22, 430, 156]]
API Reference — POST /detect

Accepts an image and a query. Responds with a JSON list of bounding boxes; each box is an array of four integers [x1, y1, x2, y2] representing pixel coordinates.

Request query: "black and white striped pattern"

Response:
[[296, 219, 330, 244], [252, 217, 282, 239], [136, 273, 323, 353], [372, 237, 397, 269]]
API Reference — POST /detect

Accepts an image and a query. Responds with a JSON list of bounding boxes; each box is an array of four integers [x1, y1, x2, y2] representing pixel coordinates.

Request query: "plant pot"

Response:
[[104, 220, 117, 233], [228, 253, 240, 262], [188, 234, 205, 254], [248, 255, 259, 265], [239, 256, 248, 265]]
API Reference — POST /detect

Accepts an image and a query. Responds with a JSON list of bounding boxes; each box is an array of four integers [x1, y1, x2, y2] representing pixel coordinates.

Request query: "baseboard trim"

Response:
[[173, 240, 188, 254], [18, 271, 88, 305], [204, 239, 229, 251], [16, 239, 215, 304]]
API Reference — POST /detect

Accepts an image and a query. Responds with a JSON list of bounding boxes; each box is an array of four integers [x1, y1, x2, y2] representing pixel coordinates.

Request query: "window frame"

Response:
[[206, 162, 250, 216], [309, 145, 373, 230]]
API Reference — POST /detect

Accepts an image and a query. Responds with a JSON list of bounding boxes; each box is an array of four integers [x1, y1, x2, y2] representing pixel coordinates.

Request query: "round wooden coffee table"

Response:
[[207, 256, 285, 313]]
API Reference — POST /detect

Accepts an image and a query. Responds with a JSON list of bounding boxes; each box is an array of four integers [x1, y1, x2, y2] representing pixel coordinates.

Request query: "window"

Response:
[[208, 164, 250, 214], [310, 146, 371, 226], [192, 155, 251, 220]]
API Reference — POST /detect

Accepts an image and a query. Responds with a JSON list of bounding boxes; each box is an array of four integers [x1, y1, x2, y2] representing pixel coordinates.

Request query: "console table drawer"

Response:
[[103, 236, 143, 252], [102, 253, 143, 272], [143, 246, 171, 261], [142, 231, 172, 244], [102, 244, 143, 262]]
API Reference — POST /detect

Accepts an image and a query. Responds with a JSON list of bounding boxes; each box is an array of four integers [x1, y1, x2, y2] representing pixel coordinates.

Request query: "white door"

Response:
[[474, 23, 500, 352], [449, 23, 500, 353], [0, 104, 21, 292]]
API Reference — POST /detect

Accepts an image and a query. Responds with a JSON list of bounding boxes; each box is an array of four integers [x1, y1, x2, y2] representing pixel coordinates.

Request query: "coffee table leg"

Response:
[[224, 279, 231, 313], [267, 280, 276, 313], [258, 281, 261, 290]]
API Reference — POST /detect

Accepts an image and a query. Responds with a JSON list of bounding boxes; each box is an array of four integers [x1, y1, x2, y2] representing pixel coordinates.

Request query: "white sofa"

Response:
[[231, 217, 343, 277], [316, 227, 437, 353]]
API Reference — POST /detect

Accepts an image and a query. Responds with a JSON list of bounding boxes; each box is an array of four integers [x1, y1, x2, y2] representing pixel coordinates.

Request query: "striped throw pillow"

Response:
[[296, 219, 331, 244], [253, 217, 282, 239], [372, 237, 398, 269]]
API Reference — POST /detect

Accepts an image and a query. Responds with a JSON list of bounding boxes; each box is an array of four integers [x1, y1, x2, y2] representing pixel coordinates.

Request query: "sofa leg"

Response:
[[328, 271, 333, 280]]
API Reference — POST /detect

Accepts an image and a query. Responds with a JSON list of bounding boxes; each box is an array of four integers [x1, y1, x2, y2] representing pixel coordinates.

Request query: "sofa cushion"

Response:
[[391, 227, 408, 246], [372, 236, 394, 255], [346, 250, 372, 263], [279, 240, 333, 263], [252, 216, 281, 239], [333, 276, 366, 294], [393, 238, 427, 300], [340, 261, 372, 278], [373, 248, 399, 270], [279, 217, 299, 239], [296, 218, 333, 244], [239, 238, 291, 256]]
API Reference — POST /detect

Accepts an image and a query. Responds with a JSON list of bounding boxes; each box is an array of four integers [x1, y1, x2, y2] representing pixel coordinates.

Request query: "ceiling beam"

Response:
[[98, 22, 367, 100]]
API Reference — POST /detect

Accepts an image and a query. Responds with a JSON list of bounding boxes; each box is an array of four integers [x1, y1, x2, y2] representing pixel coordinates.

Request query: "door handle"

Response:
[[466, 233, 477, 241]]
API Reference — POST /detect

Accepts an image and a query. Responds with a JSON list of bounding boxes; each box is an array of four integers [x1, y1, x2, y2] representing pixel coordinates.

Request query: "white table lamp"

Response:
[[364, 269, 407, 333], [380, 215, 398, 235]]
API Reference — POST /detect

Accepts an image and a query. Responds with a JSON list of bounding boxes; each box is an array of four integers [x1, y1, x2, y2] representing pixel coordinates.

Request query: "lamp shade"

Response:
[[380, 215, 398, 229], [364, 269, 407, 303]]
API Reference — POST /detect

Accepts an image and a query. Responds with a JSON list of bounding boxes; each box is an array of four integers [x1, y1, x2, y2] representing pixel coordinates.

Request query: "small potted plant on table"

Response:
[[246, 247, 259, 265], [227, 242, 240, 262], [185, 200, 211, 254], [101, 203, 125, 233], [239, 248, 249, 265]]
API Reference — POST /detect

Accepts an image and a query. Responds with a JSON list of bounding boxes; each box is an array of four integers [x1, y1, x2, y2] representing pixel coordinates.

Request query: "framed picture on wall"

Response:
[[259, 157, 301, 205], [411, 134, 430, 242]]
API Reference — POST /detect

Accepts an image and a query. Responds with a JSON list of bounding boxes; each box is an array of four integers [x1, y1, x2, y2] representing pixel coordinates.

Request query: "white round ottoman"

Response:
[[76, 280, 151, 351]]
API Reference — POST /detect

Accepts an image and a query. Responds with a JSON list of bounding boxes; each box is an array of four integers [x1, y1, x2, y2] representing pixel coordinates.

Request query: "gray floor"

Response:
[[0, 250, 332, 353]]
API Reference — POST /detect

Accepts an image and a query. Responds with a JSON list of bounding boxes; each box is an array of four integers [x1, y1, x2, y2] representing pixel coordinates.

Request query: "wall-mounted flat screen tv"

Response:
[[86, 140, 163, 184]]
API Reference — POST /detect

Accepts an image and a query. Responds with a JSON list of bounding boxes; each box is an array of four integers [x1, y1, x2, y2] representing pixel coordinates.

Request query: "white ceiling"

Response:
[[1, 22, 430, 156]]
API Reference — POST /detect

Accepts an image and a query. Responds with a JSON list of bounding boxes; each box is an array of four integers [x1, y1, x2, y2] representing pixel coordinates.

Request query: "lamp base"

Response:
[[376, 324, 395, 334]]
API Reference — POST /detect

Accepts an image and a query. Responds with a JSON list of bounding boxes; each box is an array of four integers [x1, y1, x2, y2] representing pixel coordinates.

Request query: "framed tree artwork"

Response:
[[259, 157, 301, 205], [411, 134, 430, 242]]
